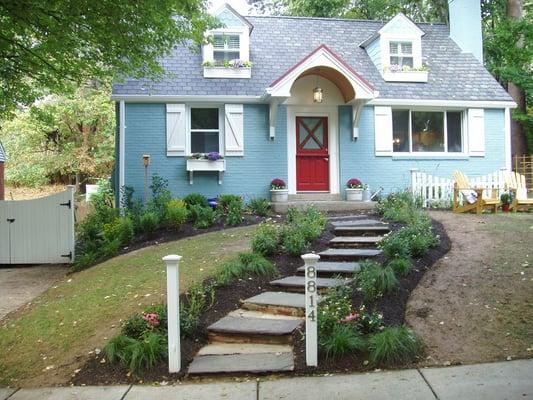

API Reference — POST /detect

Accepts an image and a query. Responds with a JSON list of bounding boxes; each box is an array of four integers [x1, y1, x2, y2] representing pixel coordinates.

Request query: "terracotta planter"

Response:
[[346, 188, 363, 202], [502, 203, 510, 212], [270, 189, 288, 203]]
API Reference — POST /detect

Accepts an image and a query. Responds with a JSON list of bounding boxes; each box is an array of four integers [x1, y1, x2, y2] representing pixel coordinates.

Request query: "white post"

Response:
[[302, 253, 320, 367], [163, 254, 182, 373]]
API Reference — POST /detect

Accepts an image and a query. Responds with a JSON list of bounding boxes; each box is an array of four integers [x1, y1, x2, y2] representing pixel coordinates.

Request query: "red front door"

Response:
[[296, 116, 329, 191]]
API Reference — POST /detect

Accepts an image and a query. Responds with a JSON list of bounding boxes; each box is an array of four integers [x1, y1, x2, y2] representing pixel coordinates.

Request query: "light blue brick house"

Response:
[[112, 1, 516, 205]]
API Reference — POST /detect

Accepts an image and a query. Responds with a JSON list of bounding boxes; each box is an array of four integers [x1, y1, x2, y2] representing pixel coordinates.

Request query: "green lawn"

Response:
[[0, 225, 257, 387]]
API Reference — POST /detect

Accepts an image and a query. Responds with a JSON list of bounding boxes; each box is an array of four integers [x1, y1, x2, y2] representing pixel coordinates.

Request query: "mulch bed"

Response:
[[72, 211, 451, 385]]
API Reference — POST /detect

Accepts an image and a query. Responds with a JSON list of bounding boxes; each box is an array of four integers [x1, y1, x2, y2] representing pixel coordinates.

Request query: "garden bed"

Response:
[[72, 211, 450, 385]]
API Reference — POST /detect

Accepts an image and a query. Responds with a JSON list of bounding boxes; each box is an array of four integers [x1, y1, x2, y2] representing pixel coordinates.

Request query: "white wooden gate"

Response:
[[0, 187, 75, 264]]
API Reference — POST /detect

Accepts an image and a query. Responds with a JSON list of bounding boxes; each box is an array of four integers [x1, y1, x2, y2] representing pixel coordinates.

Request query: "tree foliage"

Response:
[[0, 0, 216, 117], [0, 83, 115, 187]]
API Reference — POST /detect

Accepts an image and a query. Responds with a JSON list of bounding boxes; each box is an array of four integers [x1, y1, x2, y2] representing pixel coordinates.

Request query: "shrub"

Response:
[[165, 199, 188, 228], [214, 259, 247, 286], [320, 324, 366, 359], [379, 232, 412, 260], [282, 227, 309, 255], [104, 332, 166, 375], [248, 198, 270, 216], [139, 212, 159, 235], [103, 217, 134, 247], [189, 205, 216, 229], [148, 174, 172, 221], [357, 261, 398, 302], [376, 191, 423, 223], [356, 305, 384, 334], [180, 282, 215, 338], [380, 217, 438, 260], [225, 200, 244, 226], [121, 314, 149, 339], [318, 285, 354, 337], [238, 252, 278, 277], [251, 223, 281, 255], [387, 257, 412, 277], [183, 193, 208, 208], [217, 194, 243, 213], [368, 326, 424, 366]]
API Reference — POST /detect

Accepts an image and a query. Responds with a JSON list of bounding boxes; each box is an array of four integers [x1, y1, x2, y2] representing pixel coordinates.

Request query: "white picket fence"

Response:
[[410, 168, 508, 208]]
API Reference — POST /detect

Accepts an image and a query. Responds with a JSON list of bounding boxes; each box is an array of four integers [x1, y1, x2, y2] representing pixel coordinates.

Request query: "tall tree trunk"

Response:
[[507, 0, 527, 156]]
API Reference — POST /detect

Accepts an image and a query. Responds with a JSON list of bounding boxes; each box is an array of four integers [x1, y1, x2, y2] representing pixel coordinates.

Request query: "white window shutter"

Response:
[[468, 108, 485, 156], [166, 104, 186, 156], [225, 104, 244, 156], [374, 106, 393, 156]]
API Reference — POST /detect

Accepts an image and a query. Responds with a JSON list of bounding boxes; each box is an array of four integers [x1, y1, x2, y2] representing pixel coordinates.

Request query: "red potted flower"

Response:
[[346, 178, 363, 201], [270, 178, 288, 202], [500, 192, 512, 212]]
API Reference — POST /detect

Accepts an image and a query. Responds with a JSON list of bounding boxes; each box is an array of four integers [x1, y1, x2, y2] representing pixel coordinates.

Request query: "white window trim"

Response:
[[392, 107, 467, 156], [186, 104, 225, 156], [381, 34, 422, 70], [389, 41, 414, 67], [203, 27, 249, 63], [213, 33, 241, 61]]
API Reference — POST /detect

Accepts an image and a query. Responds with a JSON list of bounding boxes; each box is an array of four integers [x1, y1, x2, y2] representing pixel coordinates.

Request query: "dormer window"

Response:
[[213, 34, 241, 62], [389, 41, 413, 68]]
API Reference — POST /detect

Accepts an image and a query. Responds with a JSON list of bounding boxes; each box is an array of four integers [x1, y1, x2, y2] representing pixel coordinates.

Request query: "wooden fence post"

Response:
[[163, 254, 182, 373]]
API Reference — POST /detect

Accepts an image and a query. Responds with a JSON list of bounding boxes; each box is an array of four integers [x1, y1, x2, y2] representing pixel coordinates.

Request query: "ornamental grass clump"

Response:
[[321, 325, 366, 360], [357, 261, 398, 303], [368, 326, 424, 366], [387, 257, 412, 277], [248, 198, 270, 216]]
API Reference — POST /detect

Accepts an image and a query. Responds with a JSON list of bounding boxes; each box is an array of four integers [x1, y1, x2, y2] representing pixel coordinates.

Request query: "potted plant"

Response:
[[500, 191, 513, 212], [346, 178, 364, 201], [270, 178, 288, 203]]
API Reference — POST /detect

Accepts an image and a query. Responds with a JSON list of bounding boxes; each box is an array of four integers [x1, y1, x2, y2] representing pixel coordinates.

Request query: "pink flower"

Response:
[[340, 312, 359, 323], [142, 312, 160, 327]]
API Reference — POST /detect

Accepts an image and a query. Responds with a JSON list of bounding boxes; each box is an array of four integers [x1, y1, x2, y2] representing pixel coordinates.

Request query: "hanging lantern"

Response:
[[313, 86, 323, 103]]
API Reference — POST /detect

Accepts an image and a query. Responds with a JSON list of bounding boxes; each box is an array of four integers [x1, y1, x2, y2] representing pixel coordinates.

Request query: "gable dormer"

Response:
[[202, 3, 253, 79], [360, 13, 427, 83]]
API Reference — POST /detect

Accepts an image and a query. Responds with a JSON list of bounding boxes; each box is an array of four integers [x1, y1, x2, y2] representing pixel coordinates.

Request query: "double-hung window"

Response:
[[213, 34, 240, 62], [389, 41, 413, 68], [392, 110, 463, 153], [190, 108, 220, 154]]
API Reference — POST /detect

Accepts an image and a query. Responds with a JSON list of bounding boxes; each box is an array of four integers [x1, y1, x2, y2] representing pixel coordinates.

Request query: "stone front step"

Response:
[[296, 261, 361, 275], [241, 292, 306, 317], [334, 225, 390, 236], [197, 343, 292, 356], [318, 248, 382, 261], [272, 201, 376, 213], [331, 219, 387, 227], [329, 236, 383, 248], [327, 215, 369, 221], [228, 309, 303, 321], [207, 315, 302, 345], [188, 352, 294, 374], [270, 276, 351, 292]]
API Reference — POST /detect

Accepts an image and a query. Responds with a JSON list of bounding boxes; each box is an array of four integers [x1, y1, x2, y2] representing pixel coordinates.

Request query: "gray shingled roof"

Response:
[[112, 15, 512, 102]]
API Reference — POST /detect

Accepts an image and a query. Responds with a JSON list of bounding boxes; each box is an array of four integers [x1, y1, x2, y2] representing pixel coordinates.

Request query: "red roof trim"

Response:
[[268, 44, 375, 92]]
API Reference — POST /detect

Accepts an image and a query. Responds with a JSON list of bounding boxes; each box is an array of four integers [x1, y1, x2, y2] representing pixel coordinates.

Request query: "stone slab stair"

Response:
[[187, 215, 389, 376]]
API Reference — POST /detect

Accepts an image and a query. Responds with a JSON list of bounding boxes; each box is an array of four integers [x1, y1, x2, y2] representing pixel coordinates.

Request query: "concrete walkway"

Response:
[[1, 359, 531, 400]]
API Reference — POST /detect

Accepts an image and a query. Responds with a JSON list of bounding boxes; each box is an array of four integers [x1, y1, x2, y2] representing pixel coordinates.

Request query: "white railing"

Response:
[[410, 168, 508, 208]]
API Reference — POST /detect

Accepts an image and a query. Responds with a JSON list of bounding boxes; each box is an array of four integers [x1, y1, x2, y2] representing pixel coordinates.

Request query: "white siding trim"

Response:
[[374, 106, 393, 156], [119, 100, 125, 211], [224, 104, 244, 156], [504, 107, 512, 170], [370, 98, 517, 108], [468, 108, 485, 157]]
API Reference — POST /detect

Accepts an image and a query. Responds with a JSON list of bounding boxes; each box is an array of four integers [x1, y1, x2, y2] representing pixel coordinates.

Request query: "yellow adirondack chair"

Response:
[[452, 170, 500, 214], [505, 171, 533, 212]]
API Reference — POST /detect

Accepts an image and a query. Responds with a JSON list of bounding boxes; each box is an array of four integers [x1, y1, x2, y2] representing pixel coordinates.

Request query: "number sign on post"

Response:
[[163, 254, 182, 373], [302, 253, 320, 367]]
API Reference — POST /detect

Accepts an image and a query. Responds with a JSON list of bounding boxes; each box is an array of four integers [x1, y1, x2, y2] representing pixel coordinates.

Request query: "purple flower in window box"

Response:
[[207, 151, 222, 161], [270, 178, 286, 190]]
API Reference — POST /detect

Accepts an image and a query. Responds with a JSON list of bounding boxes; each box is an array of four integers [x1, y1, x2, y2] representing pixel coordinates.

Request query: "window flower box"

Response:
[[203, 67, 251, 79], [382, 70, 428, 82], [186, 158, 226, 185]]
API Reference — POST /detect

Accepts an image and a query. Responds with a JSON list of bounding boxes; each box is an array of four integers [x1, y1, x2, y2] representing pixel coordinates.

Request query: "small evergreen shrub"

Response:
[[248, 198, 270, 216], [321, 324, 366, 359], [189, 205, 216, 229], [225, 200, 244, 226], [251, 223, 281, 255], [139, 212, 159, 235], [103, 217, 134, 247], [165, 199, 188, 228], [282, 227, 309, 255], [368, 326, 424, 366], [183, 193, 209, 208], [387, 257, 412, 277], [357, 261, 398, 302]]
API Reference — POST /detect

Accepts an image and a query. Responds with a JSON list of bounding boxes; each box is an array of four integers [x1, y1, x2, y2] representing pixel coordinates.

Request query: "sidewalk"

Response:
[[1, 359, 531, 400]]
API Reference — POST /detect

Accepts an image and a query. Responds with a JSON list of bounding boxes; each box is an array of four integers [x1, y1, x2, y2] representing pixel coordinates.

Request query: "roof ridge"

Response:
[[245, 14, 447, 25]]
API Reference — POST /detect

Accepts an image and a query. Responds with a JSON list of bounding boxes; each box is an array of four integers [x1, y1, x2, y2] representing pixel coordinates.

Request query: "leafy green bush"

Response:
[[318, 285, 354, 337], [387, 257, 412, 277], [217, 194, 243, 213], [376, 191, 423, 223], [248, 198, 270, 216], [139, 211, 159, 235], [357, 261, 398, 302], [180, 282, 215, 338], [321, 324, 366, 359], [282, 227, 309, 255], [183, 193, 208, 208], [103, 217, 134, 247], [251, 223, 281, 255], [165, 199, 188, 228], [189, 205, 216, 229], [356, 305, 384, 334], [121, 314, 149, 339], [238, 252, 278, 277], [379, 232, 412, 259], [148, 174, 172, 221], [380, 216, 438, 260], [368, 326, 424, 366], [225, 200, 244, 226], [104, 332, 166, 375]]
